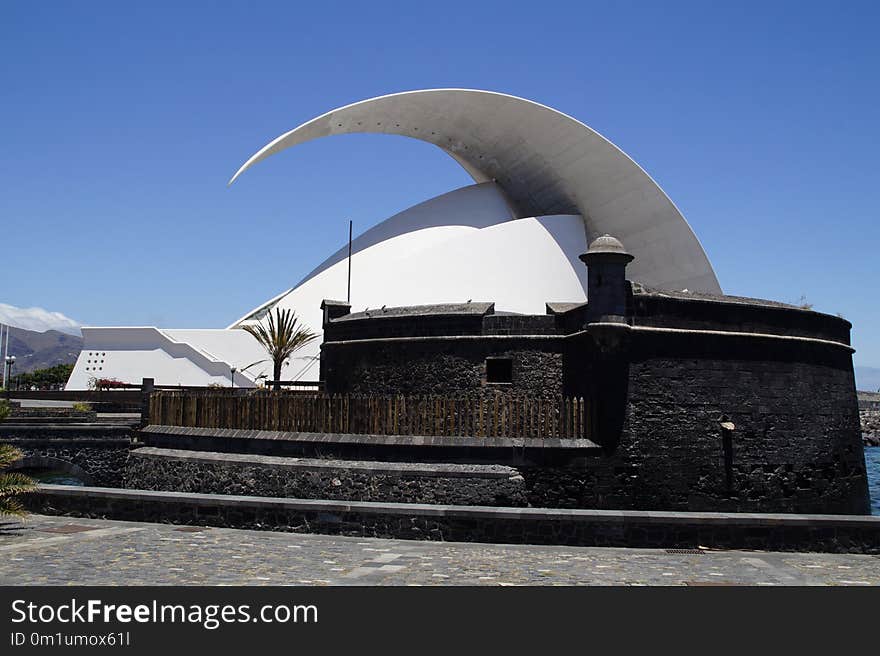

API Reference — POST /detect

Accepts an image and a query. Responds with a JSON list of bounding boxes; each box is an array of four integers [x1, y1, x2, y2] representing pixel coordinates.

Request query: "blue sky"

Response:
[[2, 1, 878, 379]]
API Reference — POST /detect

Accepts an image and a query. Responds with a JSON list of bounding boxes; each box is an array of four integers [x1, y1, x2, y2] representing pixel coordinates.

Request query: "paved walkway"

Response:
[[1, 515, 878, 586]]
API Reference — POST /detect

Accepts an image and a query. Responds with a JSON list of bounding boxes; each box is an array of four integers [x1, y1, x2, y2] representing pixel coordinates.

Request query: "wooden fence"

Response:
[[149, 391, 591, 439]]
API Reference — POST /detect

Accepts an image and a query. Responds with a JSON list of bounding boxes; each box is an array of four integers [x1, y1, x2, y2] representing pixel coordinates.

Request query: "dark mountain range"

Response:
[[2, 325, 83, 374]]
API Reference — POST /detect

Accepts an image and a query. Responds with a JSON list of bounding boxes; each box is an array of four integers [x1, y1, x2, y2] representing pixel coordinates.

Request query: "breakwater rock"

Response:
[[862, 410, 880, 447]]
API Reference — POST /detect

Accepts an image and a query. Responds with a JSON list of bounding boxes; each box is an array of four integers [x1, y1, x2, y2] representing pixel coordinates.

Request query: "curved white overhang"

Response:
[[229, 88, 721, 294]]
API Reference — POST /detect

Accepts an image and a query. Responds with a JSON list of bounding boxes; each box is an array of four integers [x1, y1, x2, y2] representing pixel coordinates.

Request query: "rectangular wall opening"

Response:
[[485, 357, 513, 384]]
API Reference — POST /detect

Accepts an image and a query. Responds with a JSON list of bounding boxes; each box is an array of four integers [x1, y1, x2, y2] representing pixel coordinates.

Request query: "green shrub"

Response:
[[0, 400, 9, 422], [0, 444, 37, 516], [9, 363, 74, 390], [72, 402, 92, 413]]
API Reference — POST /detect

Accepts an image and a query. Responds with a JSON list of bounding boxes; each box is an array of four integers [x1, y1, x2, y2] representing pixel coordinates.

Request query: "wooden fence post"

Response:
[[140, 377, 154, 426]]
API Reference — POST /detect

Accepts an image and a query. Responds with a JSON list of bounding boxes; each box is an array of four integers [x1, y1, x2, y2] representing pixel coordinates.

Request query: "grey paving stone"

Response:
[[1, 514, 878, 586]]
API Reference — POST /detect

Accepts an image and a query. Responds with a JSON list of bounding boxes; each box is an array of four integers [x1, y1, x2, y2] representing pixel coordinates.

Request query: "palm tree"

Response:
[[242, 308, 318, 391], [0, 444, 37, 517]]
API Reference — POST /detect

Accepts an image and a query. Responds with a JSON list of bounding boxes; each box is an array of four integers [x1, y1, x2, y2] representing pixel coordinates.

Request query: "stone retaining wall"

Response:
[[1, 425, 134, 487], [28, 485, 880, 554], [12, 442, 131, 487], [124, 447, 528, 506]]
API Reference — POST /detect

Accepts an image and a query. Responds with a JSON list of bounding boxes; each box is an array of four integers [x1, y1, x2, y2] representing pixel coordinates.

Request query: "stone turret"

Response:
[[579, 234, 633, 323], [320, 299, 351, 327]]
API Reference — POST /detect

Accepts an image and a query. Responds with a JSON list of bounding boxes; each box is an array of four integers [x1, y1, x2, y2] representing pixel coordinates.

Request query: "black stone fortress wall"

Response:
[[319, 237, 870, 514]]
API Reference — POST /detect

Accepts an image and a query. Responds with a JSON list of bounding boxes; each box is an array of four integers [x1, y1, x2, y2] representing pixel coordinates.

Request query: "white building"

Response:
[[66, 89, 720, 389]]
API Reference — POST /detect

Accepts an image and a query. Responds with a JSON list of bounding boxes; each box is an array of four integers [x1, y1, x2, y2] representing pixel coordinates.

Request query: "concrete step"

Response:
[[0, 424, 136, 458], [4, 416, 139, 428], [6, 415, 97, 423], [124, 446, 527, 507]]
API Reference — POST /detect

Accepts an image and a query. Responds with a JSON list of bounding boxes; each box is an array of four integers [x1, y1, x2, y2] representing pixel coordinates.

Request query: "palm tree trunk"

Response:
[[273, 360, 282, 391]]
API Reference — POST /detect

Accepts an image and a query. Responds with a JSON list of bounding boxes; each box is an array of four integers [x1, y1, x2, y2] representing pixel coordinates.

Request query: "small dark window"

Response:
[[486, 358, 513, 384]]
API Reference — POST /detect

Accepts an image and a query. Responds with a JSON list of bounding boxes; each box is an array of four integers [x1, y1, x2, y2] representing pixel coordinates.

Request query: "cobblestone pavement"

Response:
[[1, 515, 878, 586]]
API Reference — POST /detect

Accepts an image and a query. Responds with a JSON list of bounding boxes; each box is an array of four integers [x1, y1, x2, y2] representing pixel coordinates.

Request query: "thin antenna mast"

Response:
[[347, 219, 353, 303]]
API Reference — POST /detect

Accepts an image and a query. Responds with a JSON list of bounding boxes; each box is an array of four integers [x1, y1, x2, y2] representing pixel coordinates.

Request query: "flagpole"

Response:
[[347, 219, 352, 304]]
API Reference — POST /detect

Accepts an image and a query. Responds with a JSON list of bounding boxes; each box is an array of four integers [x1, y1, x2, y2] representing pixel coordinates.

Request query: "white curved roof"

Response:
[[230, 89, 720, 293]]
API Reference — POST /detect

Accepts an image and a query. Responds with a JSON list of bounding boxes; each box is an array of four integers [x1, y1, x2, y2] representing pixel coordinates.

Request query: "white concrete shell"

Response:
[[230, 182, 591, 381], [230, 89, 720, 294], [66, 89, 721, 389]]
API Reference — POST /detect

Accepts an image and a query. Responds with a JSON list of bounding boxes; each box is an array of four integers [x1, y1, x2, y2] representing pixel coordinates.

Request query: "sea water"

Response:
[[866, 446, 880, 516], [17, 468, 86, 487]]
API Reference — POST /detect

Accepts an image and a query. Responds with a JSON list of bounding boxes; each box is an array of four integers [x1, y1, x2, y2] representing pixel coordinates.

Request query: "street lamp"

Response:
[[4, 355, 15, 391], [230, 367, 237, 389]]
